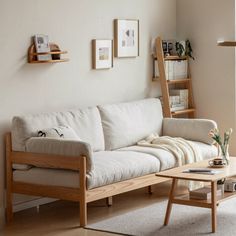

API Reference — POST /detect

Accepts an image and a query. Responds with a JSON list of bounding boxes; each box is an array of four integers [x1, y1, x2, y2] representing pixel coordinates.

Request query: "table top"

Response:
[[156, 157, 236, 182]]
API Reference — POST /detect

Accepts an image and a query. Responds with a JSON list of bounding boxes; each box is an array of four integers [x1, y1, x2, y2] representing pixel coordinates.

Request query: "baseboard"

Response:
[[13, 197, 57, 213]]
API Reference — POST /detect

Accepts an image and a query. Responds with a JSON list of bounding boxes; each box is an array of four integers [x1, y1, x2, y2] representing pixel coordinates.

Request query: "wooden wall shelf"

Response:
[[28, 43, 69, 64], [217, 41, 236, 47]]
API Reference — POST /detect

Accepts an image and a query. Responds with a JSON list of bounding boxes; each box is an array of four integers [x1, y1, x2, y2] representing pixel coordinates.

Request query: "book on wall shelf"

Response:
[[152, 36, 195, 118]]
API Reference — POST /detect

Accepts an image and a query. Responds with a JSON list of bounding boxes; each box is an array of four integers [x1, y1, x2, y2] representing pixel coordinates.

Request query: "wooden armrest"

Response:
[[11, 151, 85, 171]]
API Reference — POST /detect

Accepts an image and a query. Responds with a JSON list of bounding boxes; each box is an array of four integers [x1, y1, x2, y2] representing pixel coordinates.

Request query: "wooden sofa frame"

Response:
[[5, 133, 167, 226]]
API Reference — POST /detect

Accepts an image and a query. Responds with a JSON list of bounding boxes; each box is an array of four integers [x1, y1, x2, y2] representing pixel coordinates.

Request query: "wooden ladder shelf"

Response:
[[154, 37, 195, 118]]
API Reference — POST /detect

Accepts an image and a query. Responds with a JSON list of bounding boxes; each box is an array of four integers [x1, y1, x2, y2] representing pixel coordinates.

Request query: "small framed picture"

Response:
[[114, 19, 139, 58], [92, 39, 113, 69]]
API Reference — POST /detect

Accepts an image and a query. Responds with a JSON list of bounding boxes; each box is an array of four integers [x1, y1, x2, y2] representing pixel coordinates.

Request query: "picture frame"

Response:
[[92, 39, 113, 69], [114, 19, 139, 58]]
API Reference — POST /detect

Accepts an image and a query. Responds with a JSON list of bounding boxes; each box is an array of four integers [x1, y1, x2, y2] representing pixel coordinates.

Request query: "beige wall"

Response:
[[0, 0, 177, 226], [177, 0, 236, 152]]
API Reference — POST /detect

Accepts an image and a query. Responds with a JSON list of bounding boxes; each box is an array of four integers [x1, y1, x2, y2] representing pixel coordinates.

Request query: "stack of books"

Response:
[[189, 187, 222, 200], [169, 89, 188, 111]]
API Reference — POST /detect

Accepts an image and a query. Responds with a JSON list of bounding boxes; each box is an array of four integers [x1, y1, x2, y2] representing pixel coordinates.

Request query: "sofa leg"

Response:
[[6, 133, 13, 223], [80, 201, 87, 227], [79, 156, 87, 227], [6, 192, 13, 223], [148, 185, 153, 194], [106, 196, 113, 207]]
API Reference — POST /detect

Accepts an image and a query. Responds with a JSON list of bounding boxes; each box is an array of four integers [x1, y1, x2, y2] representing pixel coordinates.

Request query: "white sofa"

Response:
[[6, 98, 217, 226]]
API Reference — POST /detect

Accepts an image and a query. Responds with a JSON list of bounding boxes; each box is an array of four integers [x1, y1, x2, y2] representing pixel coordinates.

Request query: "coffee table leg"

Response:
[[211, 181, 217, 233], [164, 178, 178, 225]]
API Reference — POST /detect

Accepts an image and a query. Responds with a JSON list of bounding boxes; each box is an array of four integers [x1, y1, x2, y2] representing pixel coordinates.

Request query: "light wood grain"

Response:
[[171, 108, 195, 116], [28, 43, 69, 64], [217, 41, 236, 47], [211, 181, 217, 233], [79, 156, 87, 226], [154, 36, 195, 118], [6, 133, 13, 222], [11, 151, 81, 171], [13, 182, 80, 201], [6, 132, 171, 226], [164, 178, 177, 225], [156, 157, 236, 182], [155, 37, 171, 117], [86, 175, 168, 203], [158, 157, 236, 233], [29, 59, 69, 64], [172, 195, 212, 208]]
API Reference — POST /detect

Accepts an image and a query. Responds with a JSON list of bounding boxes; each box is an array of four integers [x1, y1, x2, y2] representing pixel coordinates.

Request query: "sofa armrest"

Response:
[[25, 137, 93, 171], [162, 118, 217, 145]]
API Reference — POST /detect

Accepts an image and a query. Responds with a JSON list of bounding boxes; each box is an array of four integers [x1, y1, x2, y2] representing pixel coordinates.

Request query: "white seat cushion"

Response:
[[87, 151, 160, 189], [13, 151, 161, 190]]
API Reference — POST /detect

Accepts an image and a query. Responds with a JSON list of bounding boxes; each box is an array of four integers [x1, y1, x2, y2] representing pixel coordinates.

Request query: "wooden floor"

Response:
[[3, 181, 188, 236]]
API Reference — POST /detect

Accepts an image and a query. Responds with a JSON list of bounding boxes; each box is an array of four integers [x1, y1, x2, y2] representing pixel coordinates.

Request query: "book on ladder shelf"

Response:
[[152, 37, 195, 118]]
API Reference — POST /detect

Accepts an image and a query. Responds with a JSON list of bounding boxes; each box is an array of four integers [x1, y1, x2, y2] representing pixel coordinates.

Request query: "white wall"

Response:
[[0, 0, 177, 226], [177, 0, 236, 152]]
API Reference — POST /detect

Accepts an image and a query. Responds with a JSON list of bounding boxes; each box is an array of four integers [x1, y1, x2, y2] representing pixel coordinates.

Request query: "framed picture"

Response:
[[92, 39, 113, 69], [114, 19, 139, 58]]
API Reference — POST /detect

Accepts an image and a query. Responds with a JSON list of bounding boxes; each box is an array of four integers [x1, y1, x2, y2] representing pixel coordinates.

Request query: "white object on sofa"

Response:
[[11, 98, 217, 190], [37, 125, 80, 139]]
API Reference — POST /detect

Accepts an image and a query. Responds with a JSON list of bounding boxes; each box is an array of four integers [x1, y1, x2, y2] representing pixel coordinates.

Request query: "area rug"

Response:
[[87, 198, 236, 236]]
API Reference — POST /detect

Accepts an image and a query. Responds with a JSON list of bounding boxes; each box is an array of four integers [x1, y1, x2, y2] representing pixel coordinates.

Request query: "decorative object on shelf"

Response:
[[185, 40, 195, 60], [28, 36, 69, 64], [176, 40, 195, 60], [92, 39, 113, 69], [175, 41, 185, 57], [162, 41, 174, 56], [114, 19, 139, 58], [209, 128, 233, 165]]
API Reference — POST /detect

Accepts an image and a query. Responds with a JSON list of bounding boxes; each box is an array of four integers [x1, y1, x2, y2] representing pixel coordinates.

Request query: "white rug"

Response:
[[87, 198, 236, 236]]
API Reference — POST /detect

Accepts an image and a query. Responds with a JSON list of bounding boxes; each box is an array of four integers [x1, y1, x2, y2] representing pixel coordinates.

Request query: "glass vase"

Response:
[[218, 144, 230, 166]]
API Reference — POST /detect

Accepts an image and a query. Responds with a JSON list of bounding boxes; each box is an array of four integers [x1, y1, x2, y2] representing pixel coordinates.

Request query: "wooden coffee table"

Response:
[[156, 157, 236, 233]]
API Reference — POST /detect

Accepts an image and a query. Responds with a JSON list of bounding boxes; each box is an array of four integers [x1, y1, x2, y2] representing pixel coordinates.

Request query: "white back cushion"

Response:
[[98, 98, 163, 150], [12, 107, 104, 152]]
